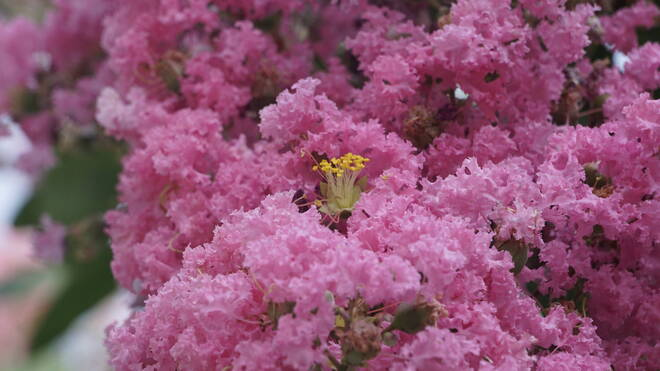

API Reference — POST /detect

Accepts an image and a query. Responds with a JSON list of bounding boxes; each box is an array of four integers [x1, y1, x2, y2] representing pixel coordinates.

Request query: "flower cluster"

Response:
[[4, 0, 657, 369], [0, 0, 115, 177], [95, 0, 659, 369]]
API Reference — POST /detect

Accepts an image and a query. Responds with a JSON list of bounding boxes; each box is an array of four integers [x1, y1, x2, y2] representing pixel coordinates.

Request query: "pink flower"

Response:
[[4, 0, 648, 368]]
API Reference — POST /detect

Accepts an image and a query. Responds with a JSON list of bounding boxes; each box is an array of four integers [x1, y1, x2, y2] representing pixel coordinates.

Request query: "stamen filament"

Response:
[[310, 152, 370, 217]]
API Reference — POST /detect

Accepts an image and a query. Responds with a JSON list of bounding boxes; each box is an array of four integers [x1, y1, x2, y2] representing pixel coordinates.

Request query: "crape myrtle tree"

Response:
[[2, 0, 659, 370]]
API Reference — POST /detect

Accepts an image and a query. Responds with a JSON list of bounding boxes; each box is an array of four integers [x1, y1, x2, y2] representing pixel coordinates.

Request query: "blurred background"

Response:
[[0, 1, 130, 370]]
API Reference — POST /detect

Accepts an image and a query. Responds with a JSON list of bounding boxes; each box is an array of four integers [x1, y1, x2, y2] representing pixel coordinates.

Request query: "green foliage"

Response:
[[636, 25, 660, 46], [526, 278, 590, 317], [15, 145, 122, 226], [30, 242, 115, 351], [496, 239, 529, 275], [385, 302, 438, 334], [10, 142, 122, 352], [326, 296, 444, 370]]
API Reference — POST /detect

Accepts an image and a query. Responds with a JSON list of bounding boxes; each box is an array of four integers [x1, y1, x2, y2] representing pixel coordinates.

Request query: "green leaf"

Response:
[[20, 142, 122, 352], [511, 243, 529, 274], [386, 302, 435, 334], [30, 243, 116, 352], [15, 146, 122, 226], [636, 25, 660, 47], [156, 59, 182, 94], [344, 349, 367, 366], [498, 239, 529, 274], [0, 270, 50, 297]]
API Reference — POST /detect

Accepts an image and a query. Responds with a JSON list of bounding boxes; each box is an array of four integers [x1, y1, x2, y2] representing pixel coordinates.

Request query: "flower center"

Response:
[[312, 153, 370, 217]]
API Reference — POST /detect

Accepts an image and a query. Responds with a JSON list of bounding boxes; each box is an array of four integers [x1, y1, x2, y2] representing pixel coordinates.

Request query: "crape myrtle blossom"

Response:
[[71, 0, 660, 369], [0, 0, 116, 178], [0, 0, 118, 265]]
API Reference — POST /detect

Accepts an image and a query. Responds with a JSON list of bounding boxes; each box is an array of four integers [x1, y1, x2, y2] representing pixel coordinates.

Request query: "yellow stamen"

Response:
[[310, 152, 371, 217]]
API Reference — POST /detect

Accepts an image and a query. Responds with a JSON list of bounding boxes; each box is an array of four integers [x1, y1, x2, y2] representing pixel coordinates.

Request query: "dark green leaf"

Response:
[[636, 25, 660, 46], [498, 239, 529, 274], [23, 143, 121, 352], [386, 302, 435, 334], [344, 349, 367, 366], [30, 244, 116, 352], [15, 146, 121, 226]]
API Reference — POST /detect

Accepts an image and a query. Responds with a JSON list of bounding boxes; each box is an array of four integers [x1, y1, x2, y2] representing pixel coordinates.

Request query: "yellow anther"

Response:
[[311, 152, 371, 183], [309, 152, 371, 217]]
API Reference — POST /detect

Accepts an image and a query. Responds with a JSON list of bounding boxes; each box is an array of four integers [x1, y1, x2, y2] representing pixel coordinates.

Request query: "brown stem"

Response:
[[577, 107, 602, 118]]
